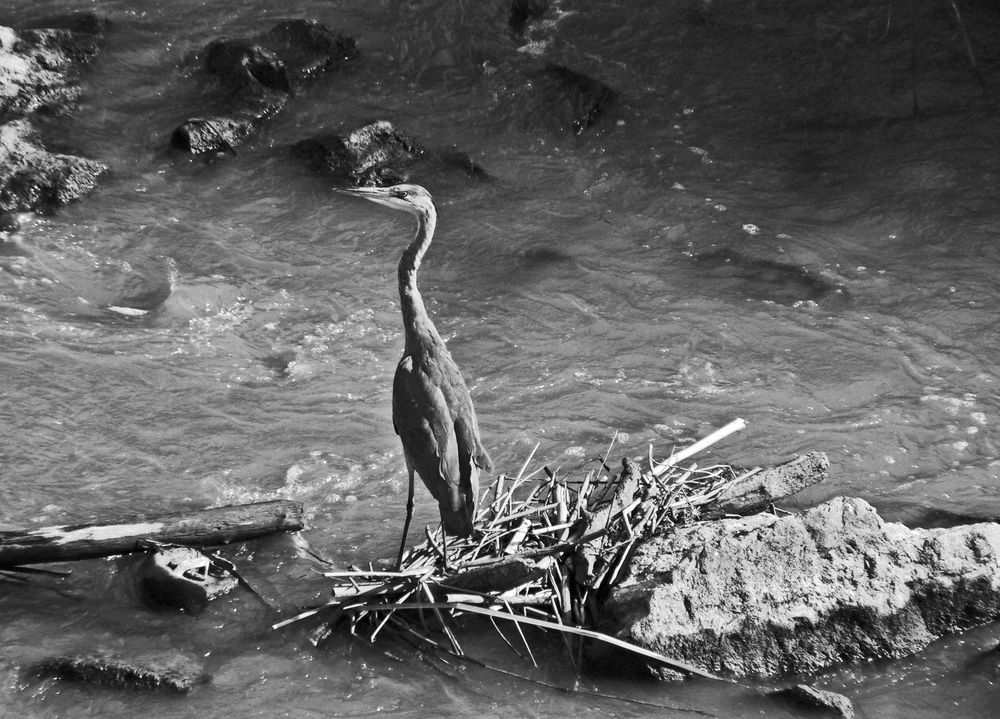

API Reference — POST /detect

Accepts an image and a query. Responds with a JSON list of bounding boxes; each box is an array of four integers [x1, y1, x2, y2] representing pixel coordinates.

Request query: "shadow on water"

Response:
[[685, 247, 851, 307]]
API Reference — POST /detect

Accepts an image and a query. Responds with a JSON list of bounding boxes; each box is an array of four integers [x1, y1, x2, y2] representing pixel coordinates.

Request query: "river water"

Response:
[[2, 0, 1000, 716]]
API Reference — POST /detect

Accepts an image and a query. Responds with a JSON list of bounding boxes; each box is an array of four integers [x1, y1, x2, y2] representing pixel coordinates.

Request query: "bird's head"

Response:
[[337, 184, 435, 218]]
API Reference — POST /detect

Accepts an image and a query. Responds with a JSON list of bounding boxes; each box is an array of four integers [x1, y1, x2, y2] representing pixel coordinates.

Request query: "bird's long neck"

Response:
[[398, 208, 438, 355]]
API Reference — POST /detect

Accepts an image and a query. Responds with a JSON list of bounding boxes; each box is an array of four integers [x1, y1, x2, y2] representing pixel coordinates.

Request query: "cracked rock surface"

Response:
[[601, 496, 1000, 678]]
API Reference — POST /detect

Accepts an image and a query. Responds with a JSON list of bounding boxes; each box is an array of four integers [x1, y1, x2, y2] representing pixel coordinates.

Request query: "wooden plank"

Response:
[[0, 500, 303, 568]]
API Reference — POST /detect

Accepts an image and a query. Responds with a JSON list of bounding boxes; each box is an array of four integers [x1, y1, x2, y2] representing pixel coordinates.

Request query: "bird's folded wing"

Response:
[[392, 360, 462, 504]]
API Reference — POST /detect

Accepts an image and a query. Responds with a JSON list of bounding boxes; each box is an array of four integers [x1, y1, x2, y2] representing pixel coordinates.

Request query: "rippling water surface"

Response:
[[3, 1, 1000, 717]]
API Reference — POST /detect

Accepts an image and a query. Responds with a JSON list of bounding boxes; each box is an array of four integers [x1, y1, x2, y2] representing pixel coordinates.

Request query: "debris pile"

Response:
[[275, 420, 827, 677]]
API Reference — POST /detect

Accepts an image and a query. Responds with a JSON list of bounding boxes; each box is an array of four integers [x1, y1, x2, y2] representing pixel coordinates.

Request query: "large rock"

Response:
[[600, 496, 1000, 679], [0, 14, 105, 117], [0, 15, 107, 212], [170, 19, 357, 155], [0, 119, 107, 212]]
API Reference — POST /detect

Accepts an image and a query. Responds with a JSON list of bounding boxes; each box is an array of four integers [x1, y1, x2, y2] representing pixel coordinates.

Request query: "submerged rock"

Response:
[[258, 19, 358, 84], [768, 685, 856, 719], [294, 120, 490, 187], [509, 0, 550, 36], [537, 63, 618, 135], [99, 253, 175, 316], [690, 247, 850, 306], [171, 19, 357, 156], [491, 61, 619, 136], [0, 211, 20, 233], [600, 496, 1000, 679], [37, 651, 207, 693]]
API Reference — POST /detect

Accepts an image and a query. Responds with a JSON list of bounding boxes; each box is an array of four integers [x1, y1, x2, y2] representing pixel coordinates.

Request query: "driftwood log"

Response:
[[0, 500, 303, 568], [712, 452, 830, 516]]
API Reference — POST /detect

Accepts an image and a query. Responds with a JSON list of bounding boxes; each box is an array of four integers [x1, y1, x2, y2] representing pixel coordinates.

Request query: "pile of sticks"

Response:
[[274, 419, 826, 677]]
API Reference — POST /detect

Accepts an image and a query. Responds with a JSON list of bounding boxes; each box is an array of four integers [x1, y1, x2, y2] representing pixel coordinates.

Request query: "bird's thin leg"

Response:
[[441, 525, 449, 571], [396, 467, 416, 571]]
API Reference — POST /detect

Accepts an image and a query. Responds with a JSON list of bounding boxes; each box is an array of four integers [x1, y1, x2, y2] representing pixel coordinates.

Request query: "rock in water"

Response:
[[0, 120, 107, 212], [294, 120, 489, 187], [294, 120, 423, 186], [599, 496, 1000, 679], [491, 61, 619, 137], [203, 39, 293, 93], [538, 64, 618, 135], [0, 15, 108, 212], [0, 14, 106, 116], [259, 19, 358, 83]]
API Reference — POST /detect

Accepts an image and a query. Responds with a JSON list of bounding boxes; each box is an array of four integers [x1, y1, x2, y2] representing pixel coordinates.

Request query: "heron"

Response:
[[338, 184, 493, 570]]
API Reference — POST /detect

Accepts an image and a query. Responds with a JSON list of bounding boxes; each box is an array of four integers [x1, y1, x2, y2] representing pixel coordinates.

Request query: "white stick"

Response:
[[652, 418, 747, 478]]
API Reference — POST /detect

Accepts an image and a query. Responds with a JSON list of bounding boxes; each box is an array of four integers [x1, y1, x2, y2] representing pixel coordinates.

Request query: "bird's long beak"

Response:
[[335, 186, 389, 199], [336, 186, 398, 210]]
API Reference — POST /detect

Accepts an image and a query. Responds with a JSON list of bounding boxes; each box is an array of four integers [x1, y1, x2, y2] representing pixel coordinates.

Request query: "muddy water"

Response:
[[2, 1, 1000, 717]]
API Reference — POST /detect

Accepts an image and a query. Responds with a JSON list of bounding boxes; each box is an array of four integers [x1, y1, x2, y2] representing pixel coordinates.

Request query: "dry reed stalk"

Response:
[[651, 418, 746, 477]]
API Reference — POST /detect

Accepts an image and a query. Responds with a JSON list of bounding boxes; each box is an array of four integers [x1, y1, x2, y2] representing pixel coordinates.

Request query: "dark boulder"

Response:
[[201, 19, 356, 93], [171, 105, 283, 156], [599, 496, 1000, 679], [0, 15, 105, 117], [294, 120, 423, 186], [294, 120, 490, 187], [204, 39, 293, 94], [171, 19, 357, 156]]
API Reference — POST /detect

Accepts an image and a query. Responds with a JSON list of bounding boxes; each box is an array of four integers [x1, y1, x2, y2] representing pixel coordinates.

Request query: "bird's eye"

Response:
[[396, 190, 408, 199]]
